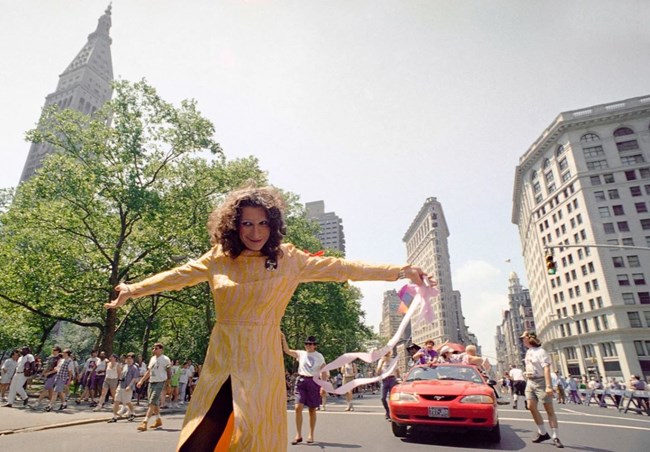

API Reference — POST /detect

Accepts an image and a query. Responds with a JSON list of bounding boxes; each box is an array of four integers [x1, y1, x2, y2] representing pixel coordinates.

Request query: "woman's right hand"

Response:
[[104, 283, 132, 309]]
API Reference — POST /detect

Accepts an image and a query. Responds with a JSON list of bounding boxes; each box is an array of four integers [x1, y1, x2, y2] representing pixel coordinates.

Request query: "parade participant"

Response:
[[105, 184, 430, 451], [136, 343, 171, 431], [94, 354, 121, 411], [108, 352, 139, 423], [49, 349, 73, 411], [283, 334, 326, 444], [0, 350, 19, 402], [377, 351, 400, 420], [509, 364, 526, 409], [76, 350, 98, 405], [3, 347, 35, 407], [340, 359, 357, 411], [521, 331, 564, 448], [34, 345, 62, 410]]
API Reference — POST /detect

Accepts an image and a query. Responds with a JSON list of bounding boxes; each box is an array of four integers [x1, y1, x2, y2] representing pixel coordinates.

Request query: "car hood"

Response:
[[396, 380, 492, 396]]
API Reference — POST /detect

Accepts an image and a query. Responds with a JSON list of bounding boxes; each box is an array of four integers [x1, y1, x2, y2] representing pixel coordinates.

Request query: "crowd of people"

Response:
[[0, 342, 203, 429]]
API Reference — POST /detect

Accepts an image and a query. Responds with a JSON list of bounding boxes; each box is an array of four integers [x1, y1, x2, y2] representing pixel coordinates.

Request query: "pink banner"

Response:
[[314, 283, 438, 395]]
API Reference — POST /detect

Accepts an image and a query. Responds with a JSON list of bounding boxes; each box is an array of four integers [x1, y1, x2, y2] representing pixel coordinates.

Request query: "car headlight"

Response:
[[460, 395, 494, 404], [390, 392, 420, 402]]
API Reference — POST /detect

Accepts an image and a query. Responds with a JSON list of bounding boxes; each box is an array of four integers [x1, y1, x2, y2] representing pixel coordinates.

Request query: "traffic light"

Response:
[[545, 254, 557, 275]]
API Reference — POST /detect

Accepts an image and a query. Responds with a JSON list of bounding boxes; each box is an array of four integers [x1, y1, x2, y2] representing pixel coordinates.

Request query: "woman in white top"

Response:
[[0, 350, 19, 401], [94, 354, 121, 410]]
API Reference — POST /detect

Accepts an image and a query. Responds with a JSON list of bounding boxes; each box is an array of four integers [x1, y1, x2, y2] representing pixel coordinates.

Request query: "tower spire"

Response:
[[19, 5, 114, 182]]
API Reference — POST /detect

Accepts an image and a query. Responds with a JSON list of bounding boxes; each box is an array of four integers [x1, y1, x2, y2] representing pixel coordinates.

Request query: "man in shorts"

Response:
[[136, 343, 171, 431], [282, 333, 326, 445], [509, 364, 526, 409], [108, 352, 139, 423], [522, 331, 564, 448]]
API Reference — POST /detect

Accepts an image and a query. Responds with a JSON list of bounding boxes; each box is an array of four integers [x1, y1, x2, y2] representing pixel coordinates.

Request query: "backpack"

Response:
[[23, 360, 35, 377]]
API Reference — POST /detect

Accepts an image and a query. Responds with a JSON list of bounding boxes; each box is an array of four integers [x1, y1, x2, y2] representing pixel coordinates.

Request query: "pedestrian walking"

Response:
[[509, 364, 526, 409], [521, 331, 564, 448], [90, 351, 108, 404], [34, 345, 62, 410], [77, 350, 98, 405], [340, 360, 357, 411], [282, 334, 326, 445], [105, 184, 431, 451], [48, 349, 73, 411], [108, 352, 139, 423], [567, 375, 581, 404], [94, 353, 120, 410], [0, 350, 19, 402], [3, 346, 35, 407], [135, 342, 171, 431], [377, 351, 400, 420], [177, 361, 191, 404]]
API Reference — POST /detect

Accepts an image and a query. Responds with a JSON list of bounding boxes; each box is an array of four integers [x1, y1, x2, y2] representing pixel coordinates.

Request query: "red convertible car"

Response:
[[388, 363, 500, 442]]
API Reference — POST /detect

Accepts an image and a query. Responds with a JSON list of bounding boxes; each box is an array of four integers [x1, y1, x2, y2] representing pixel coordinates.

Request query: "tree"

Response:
[[0, 79, 265, 355]]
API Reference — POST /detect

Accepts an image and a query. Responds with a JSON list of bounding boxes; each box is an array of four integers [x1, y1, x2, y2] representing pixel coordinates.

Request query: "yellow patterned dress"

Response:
[[126, 243, 401, 451]]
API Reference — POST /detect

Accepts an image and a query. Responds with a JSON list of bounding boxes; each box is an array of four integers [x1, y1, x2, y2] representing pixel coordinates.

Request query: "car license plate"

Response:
[[428, 407, 449, 418]]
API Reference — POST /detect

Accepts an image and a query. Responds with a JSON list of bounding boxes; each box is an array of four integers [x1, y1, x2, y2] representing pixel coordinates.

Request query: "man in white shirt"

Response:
[[136, 342, 171, 431], [509, 364, 526, 409], [522, 331, 564, 448], [4, 347, 35, 407]]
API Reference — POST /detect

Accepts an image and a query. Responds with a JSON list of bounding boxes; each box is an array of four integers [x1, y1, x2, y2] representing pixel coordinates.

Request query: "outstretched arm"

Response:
[[104, 249, 214, 310], [281, 332, 299, 359]]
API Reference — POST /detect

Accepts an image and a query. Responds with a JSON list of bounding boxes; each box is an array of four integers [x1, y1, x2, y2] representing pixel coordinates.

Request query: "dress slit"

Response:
[[179, 376, 234, 452]]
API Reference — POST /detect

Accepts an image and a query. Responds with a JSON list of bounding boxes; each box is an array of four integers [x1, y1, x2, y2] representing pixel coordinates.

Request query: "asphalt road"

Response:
[[1, 394, 648, 451]]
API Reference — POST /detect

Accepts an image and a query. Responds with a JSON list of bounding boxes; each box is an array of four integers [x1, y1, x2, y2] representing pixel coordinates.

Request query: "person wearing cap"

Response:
[[105, 184, 433, 451], [437, 345, 462, 363], [282, 333, 326, 445], [521, 331, 564, 448]]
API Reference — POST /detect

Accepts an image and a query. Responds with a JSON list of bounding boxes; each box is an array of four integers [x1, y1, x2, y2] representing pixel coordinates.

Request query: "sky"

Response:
[[1, 0, 650, 362]]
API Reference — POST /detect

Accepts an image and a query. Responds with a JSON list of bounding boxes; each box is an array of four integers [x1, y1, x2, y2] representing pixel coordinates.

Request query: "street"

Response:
[[1, 394, 648, 451]]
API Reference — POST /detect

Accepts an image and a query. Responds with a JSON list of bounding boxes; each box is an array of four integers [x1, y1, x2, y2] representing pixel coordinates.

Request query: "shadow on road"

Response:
[[399, 424, 528, 450]]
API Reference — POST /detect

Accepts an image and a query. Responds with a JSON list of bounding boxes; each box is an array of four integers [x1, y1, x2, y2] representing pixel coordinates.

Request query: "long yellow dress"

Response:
[[127, 243, 401, 451]]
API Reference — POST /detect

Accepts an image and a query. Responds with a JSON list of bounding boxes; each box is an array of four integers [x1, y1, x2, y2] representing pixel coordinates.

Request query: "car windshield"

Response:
[[406, 365, 483, 384]]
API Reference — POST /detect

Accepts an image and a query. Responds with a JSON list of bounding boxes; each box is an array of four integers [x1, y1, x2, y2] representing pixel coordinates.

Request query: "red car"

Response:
[[388, 363, 500, 442]]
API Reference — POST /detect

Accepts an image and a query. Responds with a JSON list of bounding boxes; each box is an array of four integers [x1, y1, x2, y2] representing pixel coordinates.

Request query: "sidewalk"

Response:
[[0, 396, 187, 435]]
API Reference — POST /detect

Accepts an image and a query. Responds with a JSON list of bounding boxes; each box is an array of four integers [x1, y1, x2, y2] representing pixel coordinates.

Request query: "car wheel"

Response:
[[391, 421, 408, 438], [485, 421, 501, 443]]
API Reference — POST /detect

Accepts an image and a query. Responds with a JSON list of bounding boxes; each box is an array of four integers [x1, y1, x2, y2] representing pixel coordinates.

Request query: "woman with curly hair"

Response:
[[106, 183, 430, 451]]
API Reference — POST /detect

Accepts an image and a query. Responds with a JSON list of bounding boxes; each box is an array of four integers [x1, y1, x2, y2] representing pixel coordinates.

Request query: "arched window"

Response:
[[543, 158, 551, 169], [614, 127, 634, 137], [556, 145, 565, 156], [580, 133, 600, 143], [531, 170, 538, 181]]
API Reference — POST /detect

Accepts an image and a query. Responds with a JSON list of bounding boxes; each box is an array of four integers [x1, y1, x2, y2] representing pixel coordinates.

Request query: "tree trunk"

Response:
[[35, 321, 57, 355]]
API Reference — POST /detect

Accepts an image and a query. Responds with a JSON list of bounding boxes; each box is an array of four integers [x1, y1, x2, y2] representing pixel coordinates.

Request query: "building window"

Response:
[[543, 158, 551, 169], [640, 167, 650, 179], [623, 238, 634, 246], [592, 279, 599, 290], [635, 340, 646, 356], [622, 293, 635, 304], [638, 292, 650, 304], [583, 145, 604, 158], [641, 219, 650, 230], [602, 314, 609, 329], [598, 207, 611, 218], [545, 171, 555, 182], [614, 127, 635, 137], [618, 222, 630, 232], [533, 181, 541, 193], [621, 154, 645, 165], [613, 257, 625, 268], [633, 273, 646, 285], [613, 205, 625, 215], [608, 189, 620, 199], [590, 175, 601, 186], [635, 202, 647, 213], [618, 274, 630, 286], [631, 186, 642, 196], [604, 223, 615, 234], [618, 140, 641, 152], [628, 256, 641, 267], [628, 311, 643, 327], [559, 158, 568, 170], [548, 183, 557, 193], [626, 170, 637, 180], [600, 342, 617, 357], [587, 160, 608, 170], [556, 145, 566, 156], [581, 133, 600, 142], [594, 316, 601, 331], [603, 173, 615, 183], [561, 171, 572, 182]]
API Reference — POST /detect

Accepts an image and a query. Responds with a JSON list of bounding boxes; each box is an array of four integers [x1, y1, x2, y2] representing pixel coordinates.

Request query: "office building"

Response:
[[512, 95, 650, 381]]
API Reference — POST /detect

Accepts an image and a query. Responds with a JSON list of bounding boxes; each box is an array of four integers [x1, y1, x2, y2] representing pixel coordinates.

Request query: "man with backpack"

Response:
[[3, 346, 35, 407]]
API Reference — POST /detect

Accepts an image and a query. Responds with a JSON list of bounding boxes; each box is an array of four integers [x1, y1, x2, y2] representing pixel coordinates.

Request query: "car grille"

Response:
[[419, 394, 457, 402]]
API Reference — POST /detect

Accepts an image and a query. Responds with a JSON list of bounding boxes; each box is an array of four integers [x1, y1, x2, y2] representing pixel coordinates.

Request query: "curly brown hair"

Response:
[[207, 183, 287, 260]]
